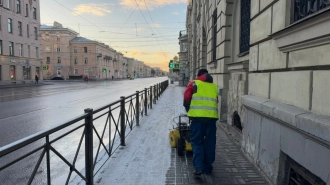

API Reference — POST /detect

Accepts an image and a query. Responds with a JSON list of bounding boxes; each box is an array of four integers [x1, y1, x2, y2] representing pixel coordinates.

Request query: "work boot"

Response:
[[193, 171, 203, 179]]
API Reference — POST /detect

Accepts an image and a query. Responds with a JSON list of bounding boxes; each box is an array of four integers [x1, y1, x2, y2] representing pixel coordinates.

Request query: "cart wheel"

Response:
[[177, 138, 185, 156]]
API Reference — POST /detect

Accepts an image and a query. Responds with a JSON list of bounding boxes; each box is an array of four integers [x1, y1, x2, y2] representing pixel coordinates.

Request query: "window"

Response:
[[16, 0, 21, 13], [27, 45, 30, 58], [240, 0, 251, 53], [18, 21, 22, 36], [0, 40, 2, 55], [27, 25, 29, 38], [46, 57, 50, 64], [85, 58, 88, 64], [34, 27, 37, 40], [10, 65, 15, 80], [56, 46, 60, 52], [18, 44, 23, 57], [74, 47, 77, 53], [36, 67, 39, 77], [25, 4, 28, 17], [57, 57, 61, 63], [74, 58, 78, 64], [36, 47, 38, 59], [74, 69, 78, 74], [292, 0, 330, 23], [84, 47, 87, 53], [212, 9, 217, 61], [33, 7, 37, 19], [4, 0, 10, 9], [57, 35, 60, 41], [8, 18, 12, 33], [9, 42, 14, 56], [45, 45, 50, 52]]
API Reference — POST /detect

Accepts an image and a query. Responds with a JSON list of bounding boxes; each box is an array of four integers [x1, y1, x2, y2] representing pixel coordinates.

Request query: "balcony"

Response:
[[179, 30, 187, 38], [103, 56, 112, 61]]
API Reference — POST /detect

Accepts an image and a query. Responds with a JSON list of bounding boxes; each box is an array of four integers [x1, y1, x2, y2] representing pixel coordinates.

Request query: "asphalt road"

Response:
[[0, 77, 168, 185]]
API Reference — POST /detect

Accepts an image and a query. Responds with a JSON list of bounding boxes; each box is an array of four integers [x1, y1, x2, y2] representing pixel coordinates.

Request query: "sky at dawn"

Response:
[[40, 0, 188, 71]]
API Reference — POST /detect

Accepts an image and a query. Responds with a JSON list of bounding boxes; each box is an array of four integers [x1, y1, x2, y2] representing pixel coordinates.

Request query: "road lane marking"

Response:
[[0, 107, 49, 120]]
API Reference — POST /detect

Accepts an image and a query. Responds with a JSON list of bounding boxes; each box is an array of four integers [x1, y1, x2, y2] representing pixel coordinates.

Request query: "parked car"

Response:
[[51, 77, 64, 80]]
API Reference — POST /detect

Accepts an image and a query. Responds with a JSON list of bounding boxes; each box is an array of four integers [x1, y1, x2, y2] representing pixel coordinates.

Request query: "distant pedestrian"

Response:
[[35, 75, 39, 84], [183, 69, 218, 177]]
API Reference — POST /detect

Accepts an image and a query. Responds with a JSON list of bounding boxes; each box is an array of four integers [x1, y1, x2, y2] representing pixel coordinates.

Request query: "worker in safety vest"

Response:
[[183, 69, 218, 177]]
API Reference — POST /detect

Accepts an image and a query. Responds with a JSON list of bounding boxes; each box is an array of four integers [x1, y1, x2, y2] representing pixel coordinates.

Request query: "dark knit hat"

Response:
[[197, 69, 208, 77]]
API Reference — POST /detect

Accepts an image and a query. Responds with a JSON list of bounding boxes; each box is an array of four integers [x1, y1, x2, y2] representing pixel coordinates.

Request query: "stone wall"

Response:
[[243, 0, 330, 184], [242, 96, 330, 184], [227, 72, 248, 126]]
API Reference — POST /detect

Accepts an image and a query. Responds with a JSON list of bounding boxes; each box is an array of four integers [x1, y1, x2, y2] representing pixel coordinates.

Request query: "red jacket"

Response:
[[183, 74, 217, 112]]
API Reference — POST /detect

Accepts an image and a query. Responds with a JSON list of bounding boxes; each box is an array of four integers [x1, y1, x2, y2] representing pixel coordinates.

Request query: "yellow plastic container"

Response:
[[169, 129, 192, 151], [185, 141, 192, 151], [169, 129, 180, 148]]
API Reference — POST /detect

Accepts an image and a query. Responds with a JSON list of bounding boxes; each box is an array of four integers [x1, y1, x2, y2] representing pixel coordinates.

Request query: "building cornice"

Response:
[[272, 8, 330, 53]]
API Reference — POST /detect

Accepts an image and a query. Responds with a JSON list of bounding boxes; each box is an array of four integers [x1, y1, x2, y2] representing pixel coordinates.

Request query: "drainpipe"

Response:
[[192, 0, 197, 80]]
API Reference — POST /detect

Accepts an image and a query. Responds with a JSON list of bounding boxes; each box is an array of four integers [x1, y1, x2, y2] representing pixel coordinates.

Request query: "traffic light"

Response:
[[169, 60, 173, 68]]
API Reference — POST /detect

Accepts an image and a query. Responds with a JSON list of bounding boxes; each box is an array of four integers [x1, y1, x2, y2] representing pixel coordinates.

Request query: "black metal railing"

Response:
[[292, 0, 330, 23], [0, 80, 169, 185]]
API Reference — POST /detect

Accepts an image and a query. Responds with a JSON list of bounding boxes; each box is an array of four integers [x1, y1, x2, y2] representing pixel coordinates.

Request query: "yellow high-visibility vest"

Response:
[[187, 80, 219, 119]]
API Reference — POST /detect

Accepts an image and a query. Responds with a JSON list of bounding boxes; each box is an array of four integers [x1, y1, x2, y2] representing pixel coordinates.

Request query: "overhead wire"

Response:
[[134, 0, 164, 55], [143, 0, 165, 37], [108, 0, 141, 43]]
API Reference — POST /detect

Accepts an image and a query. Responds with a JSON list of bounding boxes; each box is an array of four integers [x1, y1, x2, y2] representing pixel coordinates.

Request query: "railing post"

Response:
[[144, 88, 147, 116], [153, 85, 155, 103], [136, 91, 140, 126], [46, 136, 51, 185], [120, 96, 126, 146], [157, 83, 159, 98], [84, 108, 94, 185], [150, 86, 153, 109]]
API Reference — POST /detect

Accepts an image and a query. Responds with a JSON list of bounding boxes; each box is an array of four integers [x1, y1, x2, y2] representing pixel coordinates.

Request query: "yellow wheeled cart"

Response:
[[169, 115, 192, 156]]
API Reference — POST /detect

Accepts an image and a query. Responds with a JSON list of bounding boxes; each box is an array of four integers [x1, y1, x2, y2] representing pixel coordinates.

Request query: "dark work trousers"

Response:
[[190, 119, 216, 173]]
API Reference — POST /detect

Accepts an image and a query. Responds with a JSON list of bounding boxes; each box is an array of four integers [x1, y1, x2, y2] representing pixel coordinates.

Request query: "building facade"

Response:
[[178, 30, 189, 81], [0, 0, 42, 84], [186, 0, 330, 184], [125, 57, 134, 78], [70, 37, 118, 80], [133, 60, 144, 78], [243, 1, 330, 184], [40, 22, 78, 80]]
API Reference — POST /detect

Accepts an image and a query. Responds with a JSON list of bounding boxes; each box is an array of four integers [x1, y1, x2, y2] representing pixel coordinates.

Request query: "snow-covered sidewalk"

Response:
[[93, 85, 187, 185], [92, 85, 269, 185]]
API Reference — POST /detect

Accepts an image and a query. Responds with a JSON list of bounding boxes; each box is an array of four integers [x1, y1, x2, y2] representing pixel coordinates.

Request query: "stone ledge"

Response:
[[242, 95, 269, 112], [242, 95, 330, 144]]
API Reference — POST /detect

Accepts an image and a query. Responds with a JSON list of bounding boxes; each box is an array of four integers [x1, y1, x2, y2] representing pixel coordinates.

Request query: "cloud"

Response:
[[120, 0, 187, 10], [125, 49, 171, 71], [151, 24, 162, 28], [73, 4, 111, 16], [134, 27, 144, 32], [171, 12, 179, 15]]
